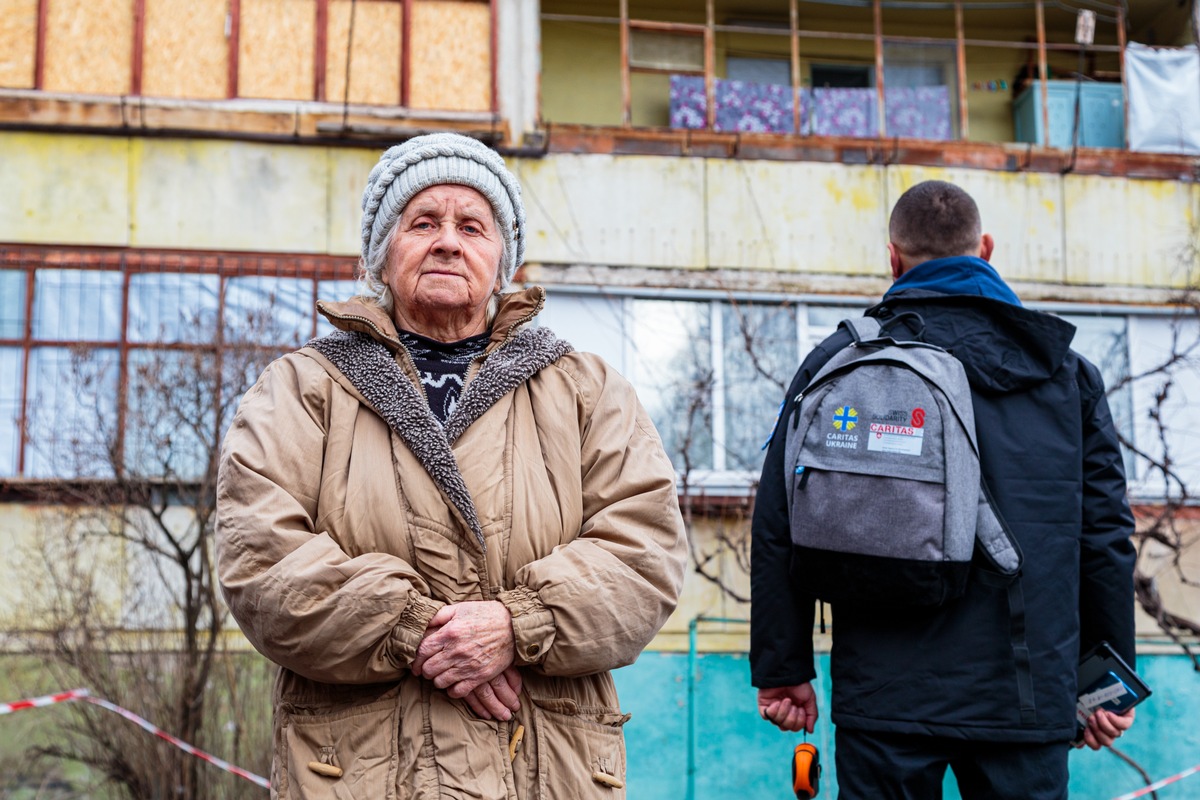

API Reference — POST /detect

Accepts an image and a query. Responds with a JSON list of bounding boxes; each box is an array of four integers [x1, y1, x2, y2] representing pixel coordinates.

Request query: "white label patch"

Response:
[[1076, 681, 1132, 725], [867, 423, 924, 456]]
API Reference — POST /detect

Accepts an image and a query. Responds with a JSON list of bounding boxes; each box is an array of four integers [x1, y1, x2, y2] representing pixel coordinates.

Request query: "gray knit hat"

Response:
[[360, 133, 526, 290]]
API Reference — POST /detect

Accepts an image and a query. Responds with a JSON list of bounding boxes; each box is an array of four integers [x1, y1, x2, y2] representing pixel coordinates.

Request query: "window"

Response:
[[0, 270, 24, 337], [539, 290, 863, 487], [128, 273, 221, 344], [316, 279, 361, 336], [1, 249, 355, 480], [33, 269, 123, 341], [541, 290, 1153, 495], [223, 276, 315, 347], [24, 347, 120, 478], [1061, 313, 1135, 476], [0, 348, 21, 476]]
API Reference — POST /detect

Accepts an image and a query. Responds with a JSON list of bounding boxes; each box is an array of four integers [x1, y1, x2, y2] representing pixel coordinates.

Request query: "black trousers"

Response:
[[835, 728, 1070, 800]]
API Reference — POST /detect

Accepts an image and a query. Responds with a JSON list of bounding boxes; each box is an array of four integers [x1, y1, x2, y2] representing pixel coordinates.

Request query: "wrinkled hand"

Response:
[[1079, 707, 1136, 750], [758, 684, 818, 734], [462, 665, 523, 721], [412, 601, 516, 703]]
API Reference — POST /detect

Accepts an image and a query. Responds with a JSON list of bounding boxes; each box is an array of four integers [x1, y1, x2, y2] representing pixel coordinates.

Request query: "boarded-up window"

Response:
[[327, 0, 401, 106], [143, 0, 228, 99], [43, 0, 134, 95], [0, 0, 37, 89], [410, 0, 490, 112], [239, 0, 316, 101]]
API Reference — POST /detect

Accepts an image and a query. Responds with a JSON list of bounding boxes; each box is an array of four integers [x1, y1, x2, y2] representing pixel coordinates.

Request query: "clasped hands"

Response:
[[412, 600, 522, 721]]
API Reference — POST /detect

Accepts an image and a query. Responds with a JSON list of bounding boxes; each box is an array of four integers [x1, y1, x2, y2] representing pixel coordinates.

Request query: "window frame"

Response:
[[541, 285, 1151, 498], [0, 247, 357, 479]]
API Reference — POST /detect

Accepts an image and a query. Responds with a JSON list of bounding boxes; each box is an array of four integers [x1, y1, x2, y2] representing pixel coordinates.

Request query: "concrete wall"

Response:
[[2, 131, 1196, 294]]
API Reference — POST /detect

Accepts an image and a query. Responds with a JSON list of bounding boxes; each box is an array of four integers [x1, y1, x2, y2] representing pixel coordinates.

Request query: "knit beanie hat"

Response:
[[360, 133, 526, 289]]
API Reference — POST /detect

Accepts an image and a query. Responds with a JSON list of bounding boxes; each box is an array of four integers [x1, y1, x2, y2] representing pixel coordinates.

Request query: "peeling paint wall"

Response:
[[1, 131, 1196, 291]]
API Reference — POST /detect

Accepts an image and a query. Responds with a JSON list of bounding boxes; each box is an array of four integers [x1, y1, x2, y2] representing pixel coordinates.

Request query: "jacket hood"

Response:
[[872, 258, 1076, 395], [888, 256, 1023, 306], [316, 287, 548, 352]]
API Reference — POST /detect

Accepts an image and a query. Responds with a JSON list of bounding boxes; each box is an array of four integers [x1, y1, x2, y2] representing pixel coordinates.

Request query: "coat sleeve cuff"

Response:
[[498, 586, 556, 667], [386, 593, 444, 668]]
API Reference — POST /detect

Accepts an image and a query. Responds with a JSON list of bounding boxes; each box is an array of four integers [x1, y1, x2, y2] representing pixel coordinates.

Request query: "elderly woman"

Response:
[[216, 133, 688, 799]]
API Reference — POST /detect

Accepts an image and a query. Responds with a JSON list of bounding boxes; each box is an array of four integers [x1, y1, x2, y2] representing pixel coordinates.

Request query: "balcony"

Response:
[[539, 0, 1200, 178]]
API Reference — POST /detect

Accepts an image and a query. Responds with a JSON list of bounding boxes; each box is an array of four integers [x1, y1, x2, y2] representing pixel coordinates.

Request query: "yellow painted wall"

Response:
[[0, 504, 128, 632], [1, 131, 1196, 290], [541, 19, 624, 126], [127, 138, 332, 252], [0, 132, 132, 247]]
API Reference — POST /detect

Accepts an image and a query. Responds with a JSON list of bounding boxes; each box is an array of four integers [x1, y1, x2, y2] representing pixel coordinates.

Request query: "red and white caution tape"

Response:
[[1, 688, 269, 790], [0, 688, 91, 715], [1111, 763, 1200, 800]]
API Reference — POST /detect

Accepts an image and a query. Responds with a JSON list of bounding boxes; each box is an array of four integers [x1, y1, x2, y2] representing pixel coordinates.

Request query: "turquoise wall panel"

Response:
[[616, 652, 1200, 799]]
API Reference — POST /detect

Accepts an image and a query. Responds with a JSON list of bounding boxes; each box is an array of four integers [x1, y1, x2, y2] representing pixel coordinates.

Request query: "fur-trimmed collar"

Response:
[[305, 322, 573, 550]]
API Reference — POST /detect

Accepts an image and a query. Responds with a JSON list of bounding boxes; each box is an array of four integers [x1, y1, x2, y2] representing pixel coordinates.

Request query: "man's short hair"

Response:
[[889, 180, 983, 261]]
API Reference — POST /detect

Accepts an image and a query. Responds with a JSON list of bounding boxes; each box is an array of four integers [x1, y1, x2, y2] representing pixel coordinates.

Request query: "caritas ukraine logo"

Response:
[[911, 408, 925, 428]]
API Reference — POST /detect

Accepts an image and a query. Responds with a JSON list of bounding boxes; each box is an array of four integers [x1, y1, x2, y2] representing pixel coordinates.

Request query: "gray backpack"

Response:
[[783, 315, 1022, 607]]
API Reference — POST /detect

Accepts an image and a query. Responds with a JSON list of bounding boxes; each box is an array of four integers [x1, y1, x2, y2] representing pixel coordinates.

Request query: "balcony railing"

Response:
[[541, 0, 1135, 150]]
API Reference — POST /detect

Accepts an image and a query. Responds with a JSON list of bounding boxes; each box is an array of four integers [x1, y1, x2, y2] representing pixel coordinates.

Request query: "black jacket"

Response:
[[750, 272, 1136, 742]]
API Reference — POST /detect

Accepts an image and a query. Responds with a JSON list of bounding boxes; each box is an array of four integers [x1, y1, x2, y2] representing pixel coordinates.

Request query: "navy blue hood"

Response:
[[872, 257, 1076, 395], [885, 256, 1022, 306]]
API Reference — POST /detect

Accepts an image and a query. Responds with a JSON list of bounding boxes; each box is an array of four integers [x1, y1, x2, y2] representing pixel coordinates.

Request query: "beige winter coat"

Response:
[[216, 287, 688, 799]]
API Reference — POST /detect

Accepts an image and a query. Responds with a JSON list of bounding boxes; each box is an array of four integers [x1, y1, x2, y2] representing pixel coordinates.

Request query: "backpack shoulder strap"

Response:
[[839, 316, 882, 344]]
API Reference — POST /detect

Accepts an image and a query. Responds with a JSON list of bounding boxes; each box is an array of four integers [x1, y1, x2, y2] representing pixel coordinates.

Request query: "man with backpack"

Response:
[[751, 180, 1137, 799]]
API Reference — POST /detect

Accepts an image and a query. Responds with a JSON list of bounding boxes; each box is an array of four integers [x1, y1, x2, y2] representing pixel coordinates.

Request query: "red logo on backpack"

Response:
[[911, 408, 926, 428]]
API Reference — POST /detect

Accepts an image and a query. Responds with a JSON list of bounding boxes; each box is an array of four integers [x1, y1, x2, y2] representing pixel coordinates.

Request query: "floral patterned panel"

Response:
[[669, 75, 810, 134], [669, 75, 709, 130], [812, 87, 877, 137], [670, 76, 952, 140], [885, 86, 952, 140]]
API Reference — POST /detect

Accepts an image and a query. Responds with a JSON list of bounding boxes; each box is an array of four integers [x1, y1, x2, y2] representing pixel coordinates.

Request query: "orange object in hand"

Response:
[[792, 742, 821, 799]]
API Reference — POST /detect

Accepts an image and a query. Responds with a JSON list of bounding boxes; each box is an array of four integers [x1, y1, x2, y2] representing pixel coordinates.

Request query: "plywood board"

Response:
[[143, 0, 227, 99], [0, 0, 37, 89], [326, 0, 401, 106], [239, 0, 316, 101], [409, 0, 490, 112], [43, 0, 133, 95]]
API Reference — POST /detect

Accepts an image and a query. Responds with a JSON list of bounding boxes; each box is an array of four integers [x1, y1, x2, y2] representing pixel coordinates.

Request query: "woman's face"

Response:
[[385, 184, 504, 341]]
